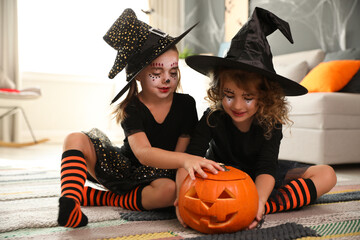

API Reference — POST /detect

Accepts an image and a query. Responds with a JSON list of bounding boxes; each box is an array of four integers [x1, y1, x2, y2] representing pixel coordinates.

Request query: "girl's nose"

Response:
[[232, 97, 246, 110], [162, 72, 171, 84]]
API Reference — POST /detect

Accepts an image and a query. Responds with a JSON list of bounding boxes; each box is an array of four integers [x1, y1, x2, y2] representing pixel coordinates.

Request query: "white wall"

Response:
[[0, 72, 123, 143], [0, 60, 211, 144], [179, 60, 210, 117]]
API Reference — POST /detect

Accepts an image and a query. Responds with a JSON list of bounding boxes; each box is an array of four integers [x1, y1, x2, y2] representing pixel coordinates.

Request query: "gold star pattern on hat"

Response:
[[104, 8, 197, 104]]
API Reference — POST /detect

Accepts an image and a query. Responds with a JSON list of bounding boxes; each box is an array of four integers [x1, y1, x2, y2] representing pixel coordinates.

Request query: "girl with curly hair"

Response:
[[175, 7, 336, 230]]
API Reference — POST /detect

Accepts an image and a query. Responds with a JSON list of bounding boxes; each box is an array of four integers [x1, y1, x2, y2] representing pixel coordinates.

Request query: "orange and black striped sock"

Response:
[[82, 185, 145, 211], [265, 178, 317, 214], [57, 149, 88, 228]]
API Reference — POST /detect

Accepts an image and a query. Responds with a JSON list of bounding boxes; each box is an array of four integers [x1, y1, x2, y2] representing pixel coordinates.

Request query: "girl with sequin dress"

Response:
[[175, 8, 337, 230], [57, 9, 223, 228]]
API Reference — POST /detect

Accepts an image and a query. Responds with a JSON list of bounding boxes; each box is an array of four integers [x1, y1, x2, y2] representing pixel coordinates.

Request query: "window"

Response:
[[18, 0, 149, 77]]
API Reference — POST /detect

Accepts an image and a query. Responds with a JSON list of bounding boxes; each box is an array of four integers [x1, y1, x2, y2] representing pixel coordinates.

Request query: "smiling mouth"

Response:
[[159, 87, 170, 93], [232, 111, 246, 117]]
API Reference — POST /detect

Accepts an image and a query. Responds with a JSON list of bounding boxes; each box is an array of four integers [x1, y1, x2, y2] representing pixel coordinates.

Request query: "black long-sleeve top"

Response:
[[186, 108, 282, 180]]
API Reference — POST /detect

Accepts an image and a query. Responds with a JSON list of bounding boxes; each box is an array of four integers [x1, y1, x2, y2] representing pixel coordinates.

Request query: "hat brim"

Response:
[[111, 23, 198, 104], [185, 55, 308, 96]]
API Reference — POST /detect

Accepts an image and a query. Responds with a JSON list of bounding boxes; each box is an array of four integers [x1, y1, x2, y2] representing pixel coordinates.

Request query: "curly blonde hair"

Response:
[[207, 68, 292, 139]]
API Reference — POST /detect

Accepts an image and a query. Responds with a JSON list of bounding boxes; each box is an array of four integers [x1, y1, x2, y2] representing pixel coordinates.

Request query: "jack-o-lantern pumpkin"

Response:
[[178, 166, 258, 234]]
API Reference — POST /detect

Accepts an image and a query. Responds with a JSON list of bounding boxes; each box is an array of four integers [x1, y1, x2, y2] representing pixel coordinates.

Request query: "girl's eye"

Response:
[[244, 97, 254, 103], [224, 94, 234, 99], [152, 72, 161, 76], [170, 72, 178, 77]]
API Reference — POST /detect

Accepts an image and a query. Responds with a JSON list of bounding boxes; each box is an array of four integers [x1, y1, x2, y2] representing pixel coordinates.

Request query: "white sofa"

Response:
[[280, 92, 360, 165], [273, 49, 360, 165]]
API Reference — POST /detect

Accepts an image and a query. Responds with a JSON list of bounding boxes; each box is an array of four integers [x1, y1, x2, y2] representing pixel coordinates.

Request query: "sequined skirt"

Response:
[[275, 160, 312, 188], [83, 128, 176, 195]]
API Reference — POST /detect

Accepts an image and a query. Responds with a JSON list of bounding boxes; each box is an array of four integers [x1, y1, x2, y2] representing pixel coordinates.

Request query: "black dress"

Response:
[[84, 93, 198, 195], [186, 109, 311, 188]]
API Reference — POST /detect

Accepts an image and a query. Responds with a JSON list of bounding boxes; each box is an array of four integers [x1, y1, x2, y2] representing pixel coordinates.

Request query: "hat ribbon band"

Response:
[[149, 27, 168, 38]]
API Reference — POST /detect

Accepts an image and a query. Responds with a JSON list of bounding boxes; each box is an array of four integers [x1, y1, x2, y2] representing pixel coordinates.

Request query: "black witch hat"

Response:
[[104, 8, 197, 104], [185, 7, 307, 96]]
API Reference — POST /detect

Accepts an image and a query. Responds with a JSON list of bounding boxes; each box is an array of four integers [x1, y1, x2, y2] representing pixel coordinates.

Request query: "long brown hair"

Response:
[[112, 45, 181, 124], [207, 69, 292, 139]]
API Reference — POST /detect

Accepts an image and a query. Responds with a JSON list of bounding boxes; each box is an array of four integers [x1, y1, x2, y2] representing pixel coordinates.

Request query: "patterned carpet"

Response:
[[0, 165, 359, 240]]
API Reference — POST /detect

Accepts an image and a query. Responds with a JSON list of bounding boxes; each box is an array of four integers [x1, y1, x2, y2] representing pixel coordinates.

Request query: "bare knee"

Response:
[[304, 165, 337, 197], [322, 165, 337, 186], [62, 132, 97, 176], [154, 179, 176, 205], [158, 180, 176, 200], [142, 179, 176, 209], [63, 132, 89, 152], [312, 165, 337, 185]]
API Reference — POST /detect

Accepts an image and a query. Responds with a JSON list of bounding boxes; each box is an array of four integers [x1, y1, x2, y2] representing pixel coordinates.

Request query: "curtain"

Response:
[[183, 0, 225, 56], [148, 0, 185, 50], [148, 0, 225, 56], [0, 0, 20, 142]]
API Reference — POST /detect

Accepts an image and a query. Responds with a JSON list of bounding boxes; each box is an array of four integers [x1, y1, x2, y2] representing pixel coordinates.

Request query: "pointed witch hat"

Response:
[[185, 7, 307, 96], [104, 8, 197, 104]]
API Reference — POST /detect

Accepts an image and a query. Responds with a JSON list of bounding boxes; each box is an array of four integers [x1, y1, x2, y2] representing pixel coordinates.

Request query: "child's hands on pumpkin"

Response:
[[183, 156, 224, 180], [247, 200, 265, 229]]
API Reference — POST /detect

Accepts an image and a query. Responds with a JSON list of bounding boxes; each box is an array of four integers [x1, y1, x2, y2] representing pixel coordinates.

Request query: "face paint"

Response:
[[151, 62, 165, 67], [223, 87, 234, 103], [242, 93, 255, 106], [149, 73, 160, 81], [224, 87, 234, 94], [138, 49, 179, 98], [221, 80, 259, 132]]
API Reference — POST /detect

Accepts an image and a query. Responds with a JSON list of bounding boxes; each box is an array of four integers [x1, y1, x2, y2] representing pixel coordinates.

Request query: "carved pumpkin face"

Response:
[[178, 166, 258, 234]]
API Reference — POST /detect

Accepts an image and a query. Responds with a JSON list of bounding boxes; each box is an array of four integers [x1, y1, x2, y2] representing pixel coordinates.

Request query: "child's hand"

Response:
[[183, 157, 224, 180], [247, 200, 265, 229], [174, 198, 187, 228]]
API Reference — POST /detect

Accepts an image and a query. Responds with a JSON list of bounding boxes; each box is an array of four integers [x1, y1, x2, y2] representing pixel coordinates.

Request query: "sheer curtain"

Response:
[[0, 0, 20, 142], [149, 0, 185, 49], [149, 0, 225, 56]]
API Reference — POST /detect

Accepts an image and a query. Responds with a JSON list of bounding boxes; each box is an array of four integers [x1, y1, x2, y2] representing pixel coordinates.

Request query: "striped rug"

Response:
[[303, 219, 360, 240], [0, 165, 359, 239]]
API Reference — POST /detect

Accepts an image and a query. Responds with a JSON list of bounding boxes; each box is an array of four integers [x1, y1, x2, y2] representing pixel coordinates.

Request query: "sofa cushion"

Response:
[[339, 69, 360, 93], [286, 92, 360, 129], [324, 48, 360, 62], [274, 61, 308, 83], [300, 60, 360, 92], [279, 128, 360, 165], [273, 49, 325, 70]]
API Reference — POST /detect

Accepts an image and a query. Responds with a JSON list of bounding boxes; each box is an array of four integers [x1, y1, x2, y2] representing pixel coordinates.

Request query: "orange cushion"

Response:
[[300, 60, 360, 92]]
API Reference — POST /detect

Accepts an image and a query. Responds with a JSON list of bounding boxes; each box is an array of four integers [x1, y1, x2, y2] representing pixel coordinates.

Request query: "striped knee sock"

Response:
[[57, 150, 88, 227], [82, 185, 145, 211], [265, 178, 317, 214]]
